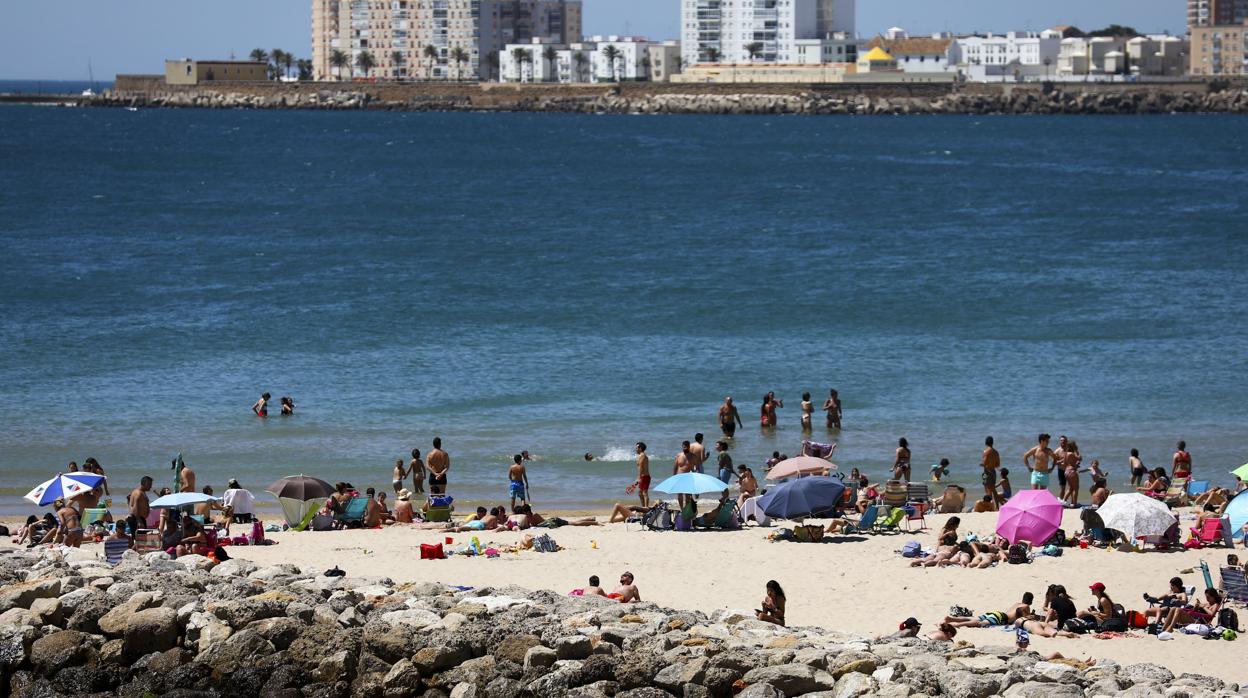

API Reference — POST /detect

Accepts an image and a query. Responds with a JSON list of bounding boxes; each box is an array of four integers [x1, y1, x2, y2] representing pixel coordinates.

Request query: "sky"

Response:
[[3, 1, 1185, 80]]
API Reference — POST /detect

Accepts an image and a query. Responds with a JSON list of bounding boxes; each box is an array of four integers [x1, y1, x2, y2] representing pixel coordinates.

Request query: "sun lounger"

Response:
[[1162, 480, 1190, 507], [104, 539, 130, 565], [335, 497, 368, 526], [1220, 566, 1248, 603], [82, 508, 109, 528]]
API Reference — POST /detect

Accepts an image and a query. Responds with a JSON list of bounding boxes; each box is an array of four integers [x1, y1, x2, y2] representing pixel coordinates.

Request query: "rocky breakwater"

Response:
[[90, 85, 1248, 115], [0, 546, 1242, 698]]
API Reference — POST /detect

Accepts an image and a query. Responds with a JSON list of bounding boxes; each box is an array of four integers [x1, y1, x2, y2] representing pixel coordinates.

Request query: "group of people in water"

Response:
[[716, 390, 843, 436]]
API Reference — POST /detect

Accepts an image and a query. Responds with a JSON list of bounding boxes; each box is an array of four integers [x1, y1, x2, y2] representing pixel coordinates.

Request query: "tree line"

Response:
[[248, 48, 313, 81]]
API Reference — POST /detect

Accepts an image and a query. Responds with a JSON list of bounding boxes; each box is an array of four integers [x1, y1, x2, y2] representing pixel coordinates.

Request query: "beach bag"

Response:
[[1126, 610, 1149, 629], [901, 541, 922, 558], [311, 514, 335, 532], [1007, 544, 1029, 564], [1099, 616, 1127, 632], [948, 605, 973, 618], [419, 543, 445, 560], [1219, 608, 1239, 632], [250, 520, 265, 544], [1049, 529, 1067, 546], [1063, 618, 1096, 634]]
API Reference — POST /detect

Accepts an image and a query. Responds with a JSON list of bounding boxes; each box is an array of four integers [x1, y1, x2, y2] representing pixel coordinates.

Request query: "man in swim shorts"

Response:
[[633, 442, 651, 507], [718, 397, 743, 437], [1023, 433, 1054, 490], [945, 592, 1033, 628], [981, 436, 1001, 503], [427, 437, 449, 495], [509, 454, 529, 509]]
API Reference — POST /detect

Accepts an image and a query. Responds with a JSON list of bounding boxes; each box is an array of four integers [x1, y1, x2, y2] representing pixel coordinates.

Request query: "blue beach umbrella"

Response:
[[654, 472, 733, 495], [1226, 489, 1248, 542], [150, 492, 219, 509], [757, 476, 846, 521], [24, 473, 107, 507]]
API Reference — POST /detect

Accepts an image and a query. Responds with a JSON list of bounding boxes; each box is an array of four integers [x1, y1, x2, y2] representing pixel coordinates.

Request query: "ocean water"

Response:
[[2, 106, 1247, 516], [0, 80, 113, 95]]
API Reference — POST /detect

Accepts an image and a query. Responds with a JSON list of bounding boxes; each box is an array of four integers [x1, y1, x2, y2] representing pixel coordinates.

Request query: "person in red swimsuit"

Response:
[[1172, 440, 1192, 480], [252, 392, 271, 417]]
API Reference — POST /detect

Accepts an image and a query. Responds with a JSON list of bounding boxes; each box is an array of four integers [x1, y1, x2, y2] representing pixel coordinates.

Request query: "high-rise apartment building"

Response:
[[681, 0, 854, 66], [1188, 0, 1248, 29], [312, 0, 581, 81]]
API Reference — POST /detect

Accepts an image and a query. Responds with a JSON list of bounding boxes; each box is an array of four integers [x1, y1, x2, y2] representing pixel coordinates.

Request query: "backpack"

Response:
[[533, 534, 559, 553], [1049, 529, 1067, 546], [1219, 608, 1240, 632], [948, 605, 973, 618], [1007, 544, 1029, 564], [901, 541, 922, 558], [643, 503, 672, 531], [1063, 618, 1095, 634], [1126, 610, 1149, 629]]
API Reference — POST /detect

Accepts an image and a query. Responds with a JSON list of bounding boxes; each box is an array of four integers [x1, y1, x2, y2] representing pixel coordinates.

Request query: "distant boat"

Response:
[[125, 106, 138, 112], [82, 59, 98, 97]]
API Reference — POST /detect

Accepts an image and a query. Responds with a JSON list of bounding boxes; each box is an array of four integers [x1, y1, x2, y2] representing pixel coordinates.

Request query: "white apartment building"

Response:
[[501, 36, 683, 83], [312, 0, 582, 81], [681, 0, 855, 66], [1057, 37, 1126, 77], [793, 33, 858, 64], [1127, 35, 1188, 76], [955, 32, 1060, 71]]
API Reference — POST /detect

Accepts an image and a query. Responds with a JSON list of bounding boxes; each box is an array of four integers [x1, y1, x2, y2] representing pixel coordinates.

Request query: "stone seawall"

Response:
[[94, 76, 1248, 116], [0, 545, 1239, 697]]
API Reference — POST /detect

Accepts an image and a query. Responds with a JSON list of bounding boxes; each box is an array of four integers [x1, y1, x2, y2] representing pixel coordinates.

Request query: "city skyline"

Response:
[[4, 0, 1187, 80]]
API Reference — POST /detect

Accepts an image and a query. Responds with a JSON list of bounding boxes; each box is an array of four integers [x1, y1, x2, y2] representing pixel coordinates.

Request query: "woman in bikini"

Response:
[[822, 389, 842, 429], [1162, 588, 1222, 633], [1172, 440, 1192, 480], [755, 580, 786, 626], [760, 394, 773, 428], [799, 392, 813, 432], [893, 438, 911, 482], [1063, 440, 1082, 506]]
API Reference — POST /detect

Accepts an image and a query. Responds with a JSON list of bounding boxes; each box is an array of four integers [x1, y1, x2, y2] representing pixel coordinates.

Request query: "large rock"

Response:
[[495, 634, 542, 664], [198, 628, 277, 675], [413, 643, 472, 674], [206, 597, 287, 627], [832, 671, 878, 698], [0, 578, 61, 612], [938, 669, 1002, 698], [97, 591, 159, 636], [524, 645, 559, 672], [211, 558, 259, 577], [555, 635, 592, 660], [122, 606, 179, 659], [383, 657, 423, 695], [1002, 681, 1084, 698], [0, 624, 36, 671], [28, 597, 63, 626], [736, 685, 783, 698], [742, 664, 834, 695], [654, 657, 708, 691], [246, 616, 305, 650], [30, 630, 94, 675], [1121, 664, 1175, 684], [1031, 661, 1079, 683], [379, 607, 442, 630], [173, 553, 216, 571]]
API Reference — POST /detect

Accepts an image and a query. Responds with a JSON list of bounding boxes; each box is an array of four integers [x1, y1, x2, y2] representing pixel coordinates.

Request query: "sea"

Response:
[[2, 105, 1246, 516]]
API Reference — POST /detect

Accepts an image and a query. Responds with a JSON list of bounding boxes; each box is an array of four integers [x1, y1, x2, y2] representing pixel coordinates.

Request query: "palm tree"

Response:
[[572, 51, 588, 82], [297, 58, 313, 81], [355, 50, 376, 79], [329, 49, 350, 81], [423, 44, 439, 80], [282, 52, 295, 79], [745, 42, 764, 62], [267, 49, 283, 79], [451, 47, 470, 81], [391, 50, 405, 79], [602, 45, 622, 82], [542, 45, 559, 82], [705, 47, 721, 63], [249, 48, 269, 65], [641, 55, 652, 81], [511, 47, 528, 81]]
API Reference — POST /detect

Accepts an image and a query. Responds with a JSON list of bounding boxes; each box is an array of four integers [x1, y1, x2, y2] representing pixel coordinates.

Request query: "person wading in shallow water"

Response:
[[719, 397, 743, 437], [427, 438, 449, 495]]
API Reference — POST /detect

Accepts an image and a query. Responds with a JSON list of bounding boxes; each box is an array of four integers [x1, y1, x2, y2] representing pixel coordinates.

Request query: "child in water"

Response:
[[252, 392, 271, 417]]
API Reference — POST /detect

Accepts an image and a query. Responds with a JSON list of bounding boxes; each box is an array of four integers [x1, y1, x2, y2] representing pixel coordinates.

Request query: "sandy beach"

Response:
[[102, 507, 1232, 686]]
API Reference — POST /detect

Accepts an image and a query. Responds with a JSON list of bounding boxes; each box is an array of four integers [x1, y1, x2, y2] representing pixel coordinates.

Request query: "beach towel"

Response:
[[901, 541, 922, 558]]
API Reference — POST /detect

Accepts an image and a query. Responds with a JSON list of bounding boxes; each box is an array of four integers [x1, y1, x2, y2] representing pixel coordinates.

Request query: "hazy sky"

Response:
[[3, 1, 1184, 80]]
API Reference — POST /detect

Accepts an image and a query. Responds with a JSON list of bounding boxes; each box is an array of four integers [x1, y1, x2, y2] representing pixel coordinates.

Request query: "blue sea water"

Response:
[[1, 106, 1247, 515], [0, 80, 113, 95]]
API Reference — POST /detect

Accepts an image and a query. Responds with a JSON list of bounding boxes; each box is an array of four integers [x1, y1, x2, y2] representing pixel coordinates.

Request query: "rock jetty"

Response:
[[0, 545, 1241, 697], [88, 85, 1248, 115]]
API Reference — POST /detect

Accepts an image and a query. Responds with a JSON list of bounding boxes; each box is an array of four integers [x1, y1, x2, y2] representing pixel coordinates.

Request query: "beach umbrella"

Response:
[[996, 489, 1063, 545], [757, 476, 846, 521], [1231, 463, 1248, 482], [766, 456, 837, 481], [1226, 489, 1248, 542], [172, 452, 185, 493], [1094, 493, 1176, 543], [266, 475, 335, 528], [150, 492, 218, 509], [24, 473, 107, 507], [654, 472, 734, 495]]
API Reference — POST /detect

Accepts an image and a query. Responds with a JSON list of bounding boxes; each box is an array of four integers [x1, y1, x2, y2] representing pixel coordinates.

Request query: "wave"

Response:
[[597, 446, 636, 462]]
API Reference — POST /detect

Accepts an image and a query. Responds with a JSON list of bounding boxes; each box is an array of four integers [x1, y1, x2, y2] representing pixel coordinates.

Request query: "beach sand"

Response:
[[173, 508, 1247, 686]]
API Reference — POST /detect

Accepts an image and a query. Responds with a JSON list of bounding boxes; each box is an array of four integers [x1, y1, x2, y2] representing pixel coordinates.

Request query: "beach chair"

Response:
[[841, 506, 880, 535], [1220, 566, 1248, 603], [335, 497, 368, 526], [642, 502, 674, 531], [738, 496, 770, 527], [1186, 480, 1210, 498], [880, 481, 908, 509], [1162, 480, 1190, 507], [1189, 518, 1228, 548], [902, 502, 927, 531], [190, 515, 206, 525], [875, 507, 906, 534], [133, 529, 162, 554], [712, 500, 740, 529], [906, 483, 931, 506], [82, 508, 109, 528], [104, 538, 130, 565]]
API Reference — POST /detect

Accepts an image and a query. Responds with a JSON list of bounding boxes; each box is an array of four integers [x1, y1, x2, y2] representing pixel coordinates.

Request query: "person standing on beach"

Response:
[[719, 397, 743, 437], [1063, 440, 1083, 506], [689, 433, 707, 474], [128, 476, 152, 526], [509, 454, 530, 509], [1023, 433, 1055, 491], [1053, 436, 1070, 501], [981, 436, 1001, 504], [822, 389, 842, 430], [56, 498, 84, 548], [252, 392, 271, 417], [1172, 440, 1192, 480], [632, 442, 651, 507], [179, 461, 196, 494], [674, 441, 693, 508], [427, 438, 449, 495], [408, 449, 426, 495], [893, 438, 912, 482], [392, 459, 408, 495]]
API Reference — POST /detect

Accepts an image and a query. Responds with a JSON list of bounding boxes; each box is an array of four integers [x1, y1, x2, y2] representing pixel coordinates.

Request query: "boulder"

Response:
[[555, 635, 593, 660], [97, 591, 159, 636], [246, 616, 305, 650], [0, 578, 61, 612], [211, 558, 259, 577], [938, 669, 1002, 698], [1031, 661, 1079, 683], [654, 657, 708, 691], [1121, 664, 1175, 684], [413, 644, 472, 674], [198, 628, 277, 675], [383, 657, 423, 695], [949, 655, 1007, 673], [30, 630, 94, 675], [122, 606, 179, 659], [379, 608, 442, 630], [0, 624, 36, 671], [735, 685, 783, 698], [55, 587, 98, 615], [524, 645, 558, 672], [206, 597, 287, 627], [314, 649, 356, 683], [742, 664, 833, 695], [248, 563, 302, 581], [173, 554, 216, 571], [832, 671, 878, 698], [1002, 681, 1084, 698], [28, 597, 63, 626]]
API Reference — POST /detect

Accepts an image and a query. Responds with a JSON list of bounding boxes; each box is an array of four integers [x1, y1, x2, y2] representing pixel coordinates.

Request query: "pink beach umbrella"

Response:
[[766, 456, 837, 481], [996, 489, 1064, 545]]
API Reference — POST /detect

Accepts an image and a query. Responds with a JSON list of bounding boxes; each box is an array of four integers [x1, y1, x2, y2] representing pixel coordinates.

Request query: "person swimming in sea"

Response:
[[280, 396, 294, 415], [252, 392, 271, 417]]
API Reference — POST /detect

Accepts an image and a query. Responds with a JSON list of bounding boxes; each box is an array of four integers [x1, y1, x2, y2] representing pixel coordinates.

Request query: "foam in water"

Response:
[[598, 446, 637, 462]]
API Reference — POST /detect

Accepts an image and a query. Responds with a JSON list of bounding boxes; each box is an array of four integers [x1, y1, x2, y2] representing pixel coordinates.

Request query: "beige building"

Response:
[[312, 0, 581, 82], [165, 60, 267, 85], [1190, 23, 1248, 75]]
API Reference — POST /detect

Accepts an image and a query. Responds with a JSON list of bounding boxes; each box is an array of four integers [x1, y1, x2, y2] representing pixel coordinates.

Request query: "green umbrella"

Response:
[[171, 453, 185, 493], [1232, 463, 1248, 482]]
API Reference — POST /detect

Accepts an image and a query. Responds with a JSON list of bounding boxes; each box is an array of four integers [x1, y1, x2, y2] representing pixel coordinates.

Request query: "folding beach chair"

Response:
[[842, 505, 879, 535], [1186, 480, 1210, 498], [81, 508, 109, 528], [334, 497, 368, 527], [104, 538, 130, 566], [133, 529, 162, 554], [712, 500, 741, 529], [1162, 480, 1190, 507], [1220, 566, 1248, 603], [902, 502, 927, 531], [874, 507, 906, 534], [1189, 518, 1227, 548], [906, 483, 931, 506]]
